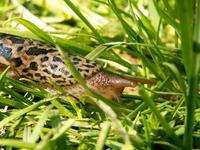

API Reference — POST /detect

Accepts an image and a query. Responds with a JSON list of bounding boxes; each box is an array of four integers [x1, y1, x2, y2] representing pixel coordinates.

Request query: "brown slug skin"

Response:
[[0, 34, 155, 100]]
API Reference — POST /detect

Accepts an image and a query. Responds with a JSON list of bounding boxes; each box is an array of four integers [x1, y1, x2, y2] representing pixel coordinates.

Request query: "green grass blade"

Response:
[[153, 0, 180, 32], [162, 0, 174, 16], [176, 0, 193, 78], [6, 77, 46, 98], [94, 100, 131, 146], [108, 0, 143, 42], [51, 118, 74, 141], [139, 86, 182, 148], [0, 97, 56, 127], [28, 105, 53, 143], [9, 18, 54, 43], [51, 100, 75, 118], [0, 97, 26, 108], [141, 115, 151, 149], [177, 0, 198, 149], [85, 45, 107, 60], [1, 86, 32, 105], [96, 121, 111, 150], [0, 139, 36, 149], [0, 66, 9, 82], [130, 0, 156, 39], [163, 62, 186, 94], [63, 0, 104, 43]]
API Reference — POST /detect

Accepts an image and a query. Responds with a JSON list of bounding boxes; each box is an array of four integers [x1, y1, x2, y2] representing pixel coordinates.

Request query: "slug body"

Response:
[[0, 34, 155, 100]]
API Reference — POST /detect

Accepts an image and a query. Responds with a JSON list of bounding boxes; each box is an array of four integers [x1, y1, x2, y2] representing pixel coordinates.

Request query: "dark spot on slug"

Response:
[[72, 57, 81, 62], [0, 44, 12, 59], [52, 74, 61, 78], [12, 57, 23, 67], [48, 48, 57, 52], [53, 56, 63, 62], [26, 47, 46, 56], [85, 59, 90, 63], [22, 68, 29, 72], [26, 73, 33, 77], [69, 80, 74, 85], [43, 69, 51, 74], [9, 37, 25, 44], [16, 46, 23, 51], [40, 76, 46, 80], [35, 73, 41, 77], [26, 47, 56, 56], [77, 68, 83, 72], [50, 64, 58, 70], [68, 75, 73, 78], [83, 73, 87, 78], [84, 69, 89, 73], [82, 64, 95, 68], [40, 56, 49, 62], [46, 49, 57, 53], [38, 43, 44, 46], [56, 80, 65, 83], [29, 62, 38, 71], [28, 40, 34, 45]]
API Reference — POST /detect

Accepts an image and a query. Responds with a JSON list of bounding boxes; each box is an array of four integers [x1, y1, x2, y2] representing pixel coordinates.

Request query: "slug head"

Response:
[[87, 71, 136, 100]]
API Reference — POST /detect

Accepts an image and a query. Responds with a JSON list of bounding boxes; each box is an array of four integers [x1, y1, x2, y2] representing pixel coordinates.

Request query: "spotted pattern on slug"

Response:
[[0, 34, 101, 87]]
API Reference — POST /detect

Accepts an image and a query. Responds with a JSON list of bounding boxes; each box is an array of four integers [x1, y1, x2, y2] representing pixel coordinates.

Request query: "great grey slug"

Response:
[[0, 34, 156, 100]]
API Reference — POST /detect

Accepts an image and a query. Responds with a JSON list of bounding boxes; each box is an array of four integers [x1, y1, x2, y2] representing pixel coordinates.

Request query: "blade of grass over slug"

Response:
[[0, 97, 56, 127], [139, 86, 183, 148], [9, 18, 54, 44], [85, 45, 107, 60], [0, 139, 36, 149], [63, 0, 104, 43]]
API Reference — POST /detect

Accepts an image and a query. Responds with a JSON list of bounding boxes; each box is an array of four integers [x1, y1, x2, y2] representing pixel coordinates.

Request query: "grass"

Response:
[[0, 0, 199, 149]]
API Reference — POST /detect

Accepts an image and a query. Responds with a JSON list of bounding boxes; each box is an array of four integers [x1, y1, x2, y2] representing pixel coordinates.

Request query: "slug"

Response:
[[0, 34, 156, 100]]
